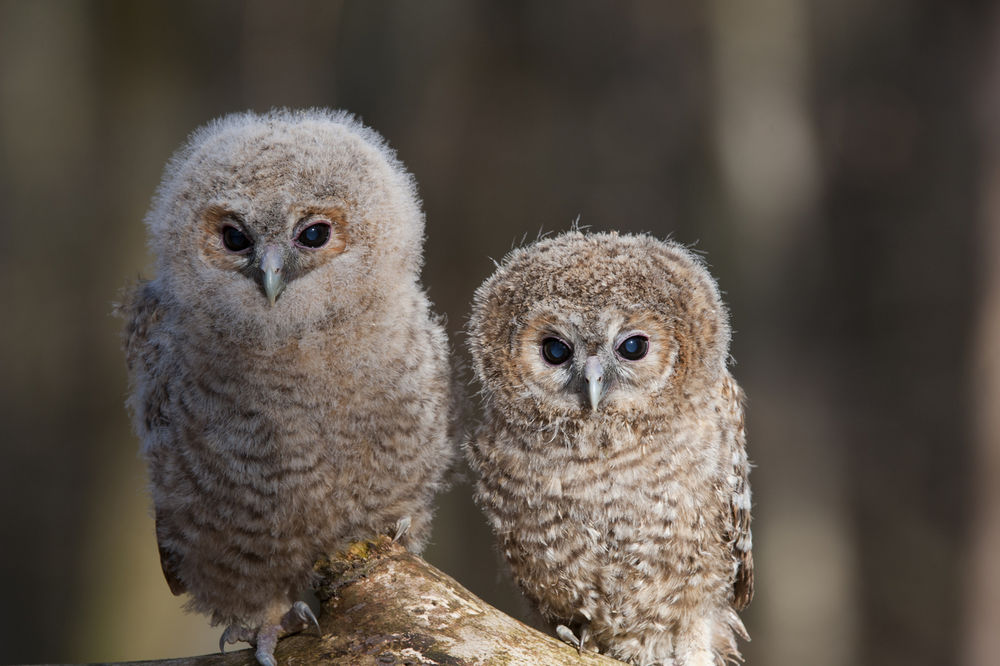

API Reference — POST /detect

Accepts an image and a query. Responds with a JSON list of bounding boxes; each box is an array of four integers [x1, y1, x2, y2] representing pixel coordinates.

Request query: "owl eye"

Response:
[[296, 222, 332, 249], [541, 337, 573, 365], [617, 335, 649, 361], [222, 225, 253, 253]]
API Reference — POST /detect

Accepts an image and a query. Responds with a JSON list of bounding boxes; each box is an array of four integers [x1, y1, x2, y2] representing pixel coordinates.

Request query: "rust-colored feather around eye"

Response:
[[198, 205, 248, 267], [301, 205, 349, 256]]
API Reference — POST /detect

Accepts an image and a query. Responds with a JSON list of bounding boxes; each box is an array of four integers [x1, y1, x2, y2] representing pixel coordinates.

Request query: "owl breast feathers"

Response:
[[466, 231, 753, 666], [119, 109, 455, 664]]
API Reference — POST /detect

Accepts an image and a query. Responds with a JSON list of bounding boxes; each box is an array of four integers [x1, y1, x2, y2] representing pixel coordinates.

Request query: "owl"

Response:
[[466, 231, 753, 666], [118, 109, 455, 666]]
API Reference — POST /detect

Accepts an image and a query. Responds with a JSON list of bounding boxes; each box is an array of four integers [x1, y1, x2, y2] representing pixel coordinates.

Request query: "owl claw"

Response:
[[393, 516, 412, 542], [286, 600, 322, 637], [219, 624, 255, 654], [556, 621, 591, 654], [556, 624, 583, 653]]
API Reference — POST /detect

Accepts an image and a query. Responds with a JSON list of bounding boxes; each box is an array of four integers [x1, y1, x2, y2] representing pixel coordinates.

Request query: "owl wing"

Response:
[[723, 373, 754, 611], [120, 281, 171, 440], [119, 281, 187, 596], [154, 508, 186, 596]]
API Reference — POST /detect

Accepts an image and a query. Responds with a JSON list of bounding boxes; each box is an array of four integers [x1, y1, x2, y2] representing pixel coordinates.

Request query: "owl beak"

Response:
[[259, 245, 286, 306], [584, 356, 605, 411]]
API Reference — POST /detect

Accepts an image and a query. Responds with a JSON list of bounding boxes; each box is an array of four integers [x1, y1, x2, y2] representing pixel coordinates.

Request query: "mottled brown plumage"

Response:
[[119, 109, 455, 665], [466, 231, 753, 665]]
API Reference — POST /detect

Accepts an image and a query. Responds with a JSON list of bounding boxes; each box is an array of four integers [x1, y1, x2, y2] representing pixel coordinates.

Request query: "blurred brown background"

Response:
[[1, 1, 997, 664]]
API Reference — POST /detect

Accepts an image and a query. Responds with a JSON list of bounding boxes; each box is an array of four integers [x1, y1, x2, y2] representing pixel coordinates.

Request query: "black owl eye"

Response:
[[541, 337, 573, 365], [222, 225, 253, 253], [296, 222, 331, 249], [617, 335, 649, 361]]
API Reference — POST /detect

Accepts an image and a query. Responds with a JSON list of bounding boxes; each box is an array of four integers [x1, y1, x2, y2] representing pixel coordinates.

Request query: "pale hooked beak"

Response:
[[259, 245, 285, 306], [584, 355, 604, 411]]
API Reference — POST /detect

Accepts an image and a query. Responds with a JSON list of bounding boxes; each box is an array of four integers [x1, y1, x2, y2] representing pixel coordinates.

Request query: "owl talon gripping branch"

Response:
[[220, 601, 321, 665], [555, 623, 590, 654]]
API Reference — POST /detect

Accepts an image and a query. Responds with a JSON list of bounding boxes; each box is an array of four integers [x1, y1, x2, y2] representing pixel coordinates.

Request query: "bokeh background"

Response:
[[1, 1, 997, 664]]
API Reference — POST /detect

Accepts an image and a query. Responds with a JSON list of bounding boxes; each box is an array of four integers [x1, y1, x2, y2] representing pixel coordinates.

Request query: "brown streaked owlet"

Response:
[[118, 109, 455, 666], [466, 231, 753, 665]]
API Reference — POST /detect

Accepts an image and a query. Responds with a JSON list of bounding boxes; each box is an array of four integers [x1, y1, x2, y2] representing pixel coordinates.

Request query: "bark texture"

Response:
[[109, 536, 621, 666]]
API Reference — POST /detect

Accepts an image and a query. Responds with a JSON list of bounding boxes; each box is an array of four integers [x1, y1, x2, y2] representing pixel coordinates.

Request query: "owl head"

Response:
[[468, 231, 731, 425], [145, 108, 425, 342]]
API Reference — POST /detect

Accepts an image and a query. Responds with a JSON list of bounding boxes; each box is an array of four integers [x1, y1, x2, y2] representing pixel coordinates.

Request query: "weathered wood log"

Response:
[[109, 536, 621, 665]]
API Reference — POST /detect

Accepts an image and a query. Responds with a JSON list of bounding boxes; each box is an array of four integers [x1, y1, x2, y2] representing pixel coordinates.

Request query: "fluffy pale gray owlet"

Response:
[[119, 109, 455, 665], [466, 231, 753, 665]]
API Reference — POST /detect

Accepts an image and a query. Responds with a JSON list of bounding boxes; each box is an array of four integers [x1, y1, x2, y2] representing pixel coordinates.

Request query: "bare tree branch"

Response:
[[105, 536, 620, 666]]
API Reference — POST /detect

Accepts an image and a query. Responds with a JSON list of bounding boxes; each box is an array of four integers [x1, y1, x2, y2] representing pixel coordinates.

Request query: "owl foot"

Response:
[[219, 601, 322, 666], [555, 622, 590, 654]]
